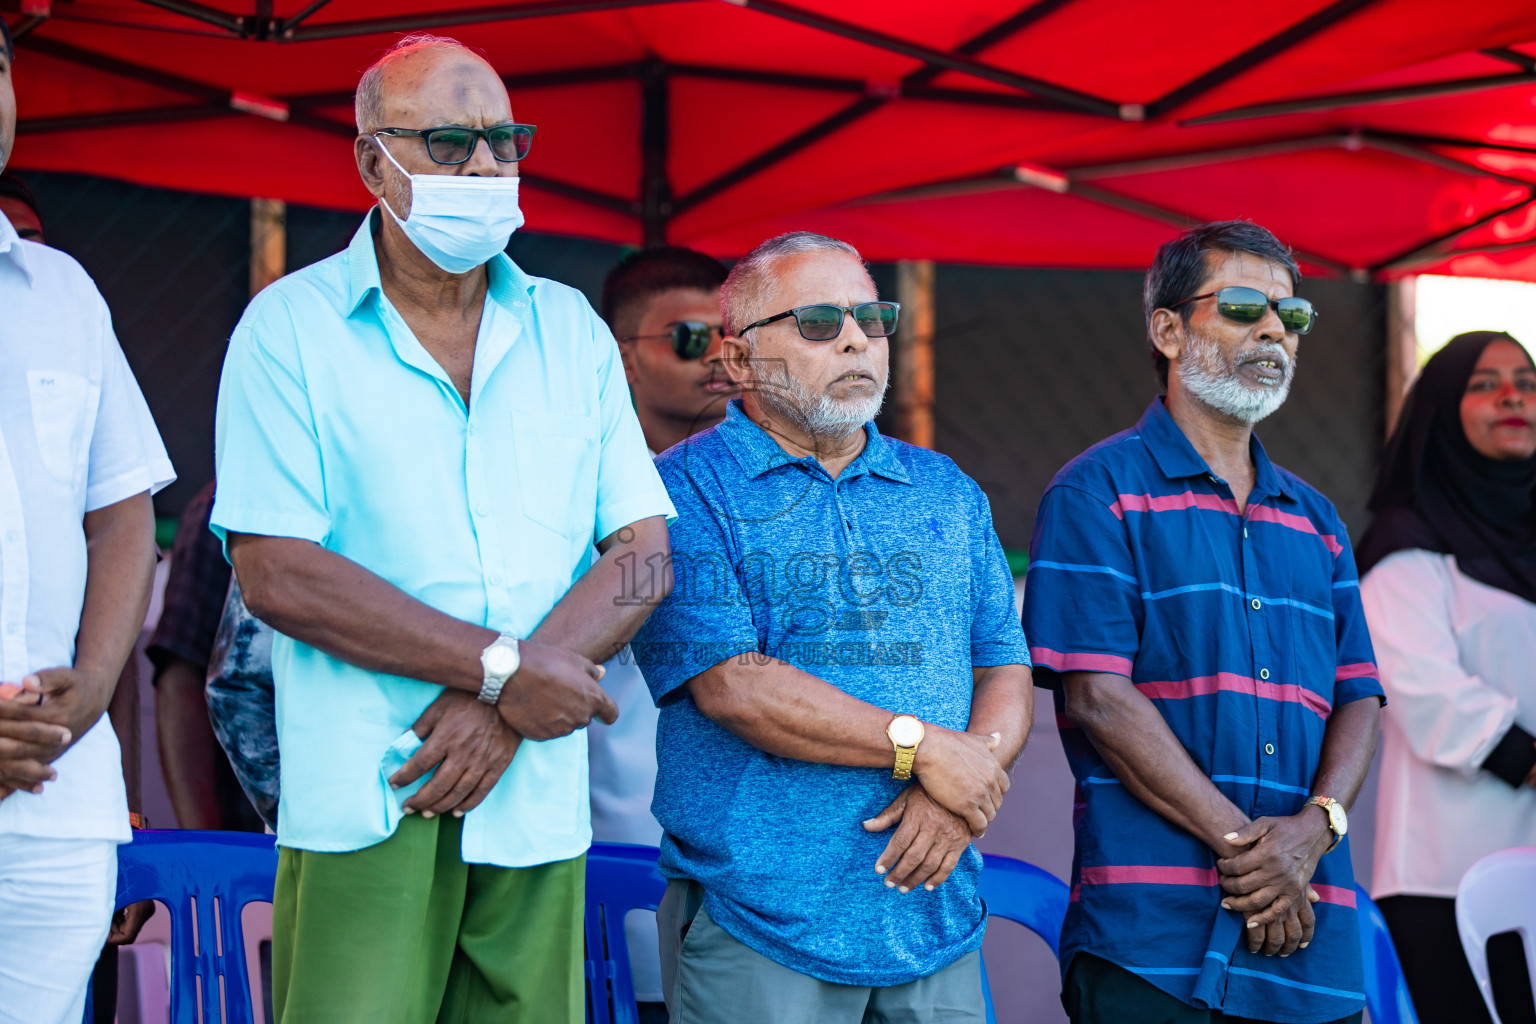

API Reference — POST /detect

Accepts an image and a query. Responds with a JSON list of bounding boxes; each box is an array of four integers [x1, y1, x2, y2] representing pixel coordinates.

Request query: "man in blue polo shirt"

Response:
[[632, 231, 1034, 1022], [1023, 221, 1382, 1024]]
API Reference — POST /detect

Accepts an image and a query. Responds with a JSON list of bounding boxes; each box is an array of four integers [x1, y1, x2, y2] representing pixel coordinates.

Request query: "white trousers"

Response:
[[0, 834, 117, 1024]]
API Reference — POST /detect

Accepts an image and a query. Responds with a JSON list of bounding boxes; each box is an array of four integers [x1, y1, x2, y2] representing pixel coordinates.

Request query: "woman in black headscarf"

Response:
[[1358, 331, 1536, 1024]]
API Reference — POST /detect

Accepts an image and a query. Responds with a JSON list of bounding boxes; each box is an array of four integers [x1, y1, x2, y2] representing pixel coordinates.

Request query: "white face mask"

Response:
[[374, 137, 524, 274]]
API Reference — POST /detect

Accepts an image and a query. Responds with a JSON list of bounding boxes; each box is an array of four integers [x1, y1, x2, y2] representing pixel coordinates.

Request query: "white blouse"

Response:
[[1363, 548, 1536, 898]]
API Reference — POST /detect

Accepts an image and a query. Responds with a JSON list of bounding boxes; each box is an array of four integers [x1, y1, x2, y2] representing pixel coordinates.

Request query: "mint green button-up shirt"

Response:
[[211, 213, 674, 867]]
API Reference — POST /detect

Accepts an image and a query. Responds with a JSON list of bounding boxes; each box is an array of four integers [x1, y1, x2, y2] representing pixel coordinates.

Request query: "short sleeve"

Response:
[[147, 481, 233, 673], [630, 460, 759, 704], [1329, 524, 1386, 708], [1021, 483, 1141, 689], [967, 484, 1031, 667], [590, 312, 676, 541], [210, 304, 330, 551], [85, 300, 175, 511]]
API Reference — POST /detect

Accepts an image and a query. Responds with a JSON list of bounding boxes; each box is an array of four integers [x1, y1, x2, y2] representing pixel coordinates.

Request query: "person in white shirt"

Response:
[[595, 245, 733, 1023], [1357, 330, 1536, 1024], [0, 25, 176, 1024]]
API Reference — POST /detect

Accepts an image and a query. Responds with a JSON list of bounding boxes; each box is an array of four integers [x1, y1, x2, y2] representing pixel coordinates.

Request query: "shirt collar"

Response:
[[342, 207, 532, 318], [1137, 396, 1295, 502], [716, 399, 912, 484], [0, 213, 33, 283]]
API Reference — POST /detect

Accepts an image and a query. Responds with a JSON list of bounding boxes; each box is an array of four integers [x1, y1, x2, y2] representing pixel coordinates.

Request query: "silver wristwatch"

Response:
[[478, 634, 521, 705]]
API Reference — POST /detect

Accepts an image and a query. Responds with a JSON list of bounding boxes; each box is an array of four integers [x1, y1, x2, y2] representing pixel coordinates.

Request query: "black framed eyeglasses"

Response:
[[1170, 286, 1317, 335], [373, 123, 536, 165], [739, 301, 901, 342], [622, 321, 725, 360]]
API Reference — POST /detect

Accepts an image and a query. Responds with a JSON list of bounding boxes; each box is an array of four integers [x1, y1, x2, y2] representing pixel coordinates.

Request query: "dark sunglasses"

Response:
[[623, 321, 725, 360], [374, 123, 537, 165], [740, 301, 901, 342], [1170, 286, 1317, 335]]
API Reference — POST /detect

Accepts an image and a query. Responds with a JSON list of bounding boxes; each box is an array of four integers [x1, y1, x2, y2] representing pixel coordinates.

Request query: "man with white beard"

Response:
[[631, 231, 1033, 1022], [1023, 221, 1382, 1024]]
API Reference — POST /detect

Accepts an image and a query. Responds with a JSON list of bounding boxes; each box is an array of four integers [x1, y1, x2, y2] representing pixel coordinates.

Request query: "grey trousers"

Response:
[[656, 879, 986, 1024]]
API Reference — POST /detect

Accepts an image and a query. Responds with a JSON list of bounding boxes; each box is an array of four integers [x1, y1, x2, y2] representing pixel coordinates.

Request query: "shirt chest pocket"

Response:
[[27, 370, 93, 483], [511, 409, 598, 539], [1285, 589, 1336, 701]]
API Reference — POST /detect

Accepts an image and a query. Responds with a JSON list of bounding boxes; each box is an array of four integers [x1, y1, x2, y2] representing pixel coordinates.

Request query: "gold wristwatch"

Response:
[[887, 715, 926, 780], [1304, 795, 1347, 854]]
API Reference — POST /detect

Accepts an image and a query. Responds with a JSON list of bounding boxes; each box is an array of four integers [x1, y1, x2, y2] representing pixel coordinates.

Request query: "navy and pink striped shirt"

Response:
[[1023, 398, 1383, 1024]]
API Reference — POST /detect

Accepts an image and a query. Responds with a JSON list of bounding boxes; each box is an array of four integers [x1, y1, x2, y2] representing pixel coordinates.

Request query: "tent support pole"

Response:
[[672, 0, 1079, 216], [1183, 71, 1536, 126], [280, 0, 681, 43], [1355, 132, 1536, 190], [1384, 278, 1417, 438], [894, 260, 936, 449], [1145, 0, 1380, 117], [1482, 48, 1536, 72], [730, 0, 1125, 118], [1362, 130, 1536, 159], [1374, 195, 1536, 273], [639, 60, 671, 247], [279, 0, 333, 34], [124, 0, 247, 34], [251, 198, 286, 297]]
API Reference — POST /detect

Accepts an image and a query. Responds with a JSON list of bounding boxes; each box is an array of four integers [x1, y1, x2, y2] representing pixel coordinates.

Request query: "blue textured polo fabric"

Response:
[[1022, 397, 1384, 1024], [631, 399, 1030, 986]]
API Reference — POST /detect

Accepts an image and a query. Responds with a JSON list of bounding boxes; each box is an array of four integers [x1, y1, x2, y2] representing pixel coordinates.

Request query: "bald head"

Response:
[[355, 34, 506, 136]]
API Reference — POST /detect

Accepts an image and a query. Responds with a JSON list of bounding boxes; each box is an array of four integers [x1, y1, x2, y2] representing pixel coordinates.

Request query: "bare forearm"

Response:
[[1311, 697, 1380, 810], [968, 664, 1034, 768], [108, 656, 142, 813], [230, 534, 493, 694], [76, 492, 158, 715], [153, 659, 224, 829], [531, 517, 671, 662], [688, 658, 900, 768], [1065, 671, 1249, 850]]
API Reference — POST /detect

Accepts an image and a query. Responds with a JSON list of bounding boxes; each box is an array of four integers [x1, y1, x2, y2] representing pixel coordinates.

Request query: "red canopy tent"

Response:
[[5, 0, 1536, 280]]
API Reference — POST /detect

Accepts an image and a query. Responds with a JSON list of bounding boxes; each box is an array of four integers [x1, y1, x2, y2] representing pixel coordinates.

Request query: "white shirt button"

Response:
[[1259, 668, 1270, 680], [1251, 598, 1262, 610], [487, 576, 502, 587], [476, 505, 490, 517], [1265, 743, 1275, 756]]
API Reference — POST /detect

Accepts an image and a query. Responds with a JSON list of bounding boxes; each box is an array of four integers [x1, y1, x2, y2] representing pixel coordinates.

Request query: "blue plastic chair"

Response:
[[979, 853, 1071, 1024], [1357, 884, 1420, 1024], [86, 829, 279, 1024], [583, 845, 1071, 1024], [585, 842, 668, 1024]]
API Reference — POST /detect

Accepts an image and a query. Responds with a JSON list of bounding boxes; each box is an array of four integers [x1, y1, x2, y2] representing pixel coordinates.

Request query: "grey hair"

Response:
[[722, 231, 868, 337], [354, 33, 484, 134]]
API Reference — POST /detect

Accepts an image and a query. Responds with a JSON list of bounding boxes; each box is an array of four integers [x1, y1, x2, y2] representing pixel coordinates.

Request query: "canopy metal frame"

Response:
[[5, 0, 1536, 273]]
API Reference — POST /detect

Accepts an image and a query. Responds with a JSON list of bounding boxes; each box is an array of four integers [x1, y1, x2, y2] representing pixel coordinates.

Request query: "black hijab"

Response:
[[1356, 331, 1536, 604]]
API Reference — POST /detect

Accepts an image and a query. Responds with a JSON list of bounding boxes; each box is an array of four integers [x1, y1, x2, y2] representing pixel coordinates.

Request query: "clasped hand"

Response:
[[390, 639, 618, 818], [0, 668, 107, 801], [861, 729, 1009, 894], [1217, 812, 1331, 957]]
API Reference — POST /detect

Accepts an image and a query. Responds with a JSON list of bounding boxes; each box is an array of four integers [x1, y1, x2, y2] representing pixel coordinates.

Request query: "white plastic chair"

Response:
[[1456, 847, 1536, 1023]]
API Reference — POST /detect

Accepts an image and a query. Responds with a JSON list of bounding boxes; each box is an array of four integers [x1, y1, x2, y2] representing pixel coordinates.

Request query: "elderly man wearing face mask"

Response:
[[1023, 221, 1382, 1024], [631, 231, 1033, 1023], [211, 33, 674, 1024]]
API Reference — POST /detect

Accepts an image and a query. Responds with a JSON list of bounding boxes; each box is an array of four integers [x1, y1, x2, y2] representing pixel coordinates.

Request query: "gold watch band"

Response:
[[1304, 796, 1341, 853], [892, 746, 918, 780]]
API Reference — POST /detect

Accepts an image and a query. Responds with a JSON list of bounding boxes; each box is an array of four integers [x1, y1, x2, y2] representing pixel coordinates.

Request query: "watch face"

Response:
[[485, 645, 518, 676], [1328, 802, 1348, 836], [889, 716, 924, 747]]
